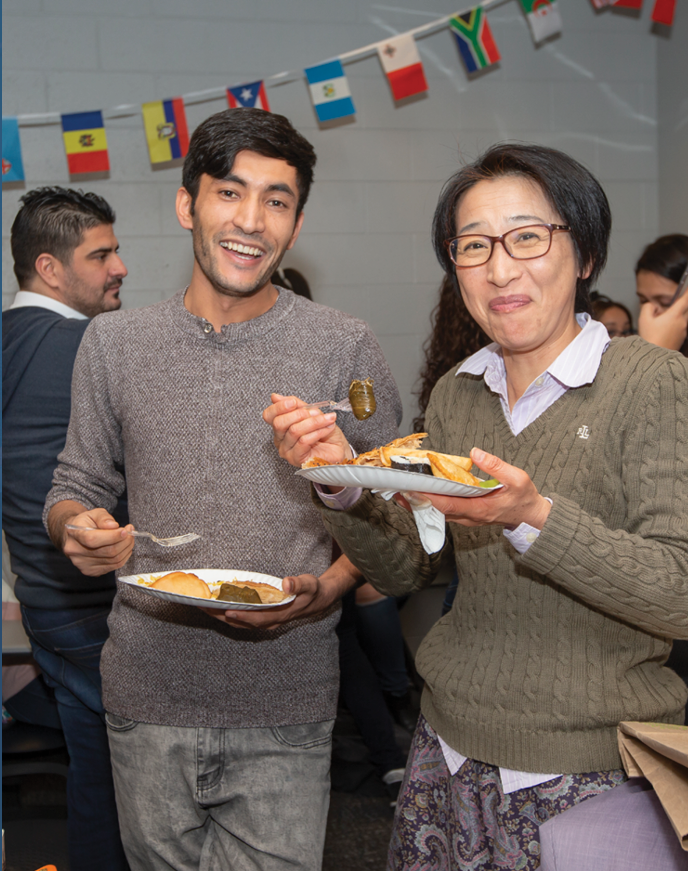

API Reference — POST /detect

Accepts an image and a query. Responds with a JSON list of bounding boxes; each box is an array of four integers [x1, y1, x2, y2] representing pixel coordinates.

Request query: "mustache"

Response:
[[105, 279, 123, 291]]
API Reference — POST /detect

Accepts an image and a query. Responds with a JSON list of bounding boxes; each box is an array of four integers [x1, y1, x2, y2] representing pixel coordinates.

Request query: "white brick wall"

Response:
[[2, 0, 664, 430]]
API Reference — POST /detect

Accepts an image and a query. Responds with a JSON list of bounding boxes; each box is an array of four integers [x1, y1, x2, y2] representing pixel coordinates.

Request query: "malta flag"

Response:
[[517, 0, 562, 43], [377, 34, 428, 102], [450, 8, 501, 74], [141, 97, 189, 164], [652, 0, 675, 25], [305, 60, 356, 123], [227, 80, 270, 111], [61, 111, 109, 175], [2, 117, 25, 183]]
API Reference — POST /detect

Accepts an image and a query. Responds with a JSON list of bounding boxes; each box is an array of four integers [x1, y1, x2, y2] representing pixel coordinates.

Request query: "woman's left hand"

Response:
[[398, 447, 551, 530]]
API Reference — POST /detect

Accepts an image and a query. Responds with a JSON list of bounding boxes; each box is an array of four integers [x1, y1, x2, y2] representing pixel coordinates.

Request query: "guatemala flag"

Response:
[[227, 81, 271, 112], [304, 60, 356, 123]]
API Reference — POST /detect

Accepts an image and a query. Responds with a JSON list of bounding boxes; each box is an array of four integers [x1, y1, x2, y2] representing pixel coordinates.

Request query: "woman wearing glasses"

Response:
[[265, 144, 688, 869]]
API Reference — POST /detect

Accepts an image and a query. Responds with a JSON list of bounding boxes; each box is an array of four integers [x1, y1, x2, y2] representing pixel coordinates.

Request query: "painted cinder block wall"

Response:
[[4, 0, 680, 432]]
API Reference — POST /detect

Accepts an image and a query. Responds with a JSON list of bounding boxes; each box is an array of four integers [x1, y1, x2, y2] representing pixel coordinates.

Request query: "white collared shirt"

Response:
[[9, 290, 89, 320]]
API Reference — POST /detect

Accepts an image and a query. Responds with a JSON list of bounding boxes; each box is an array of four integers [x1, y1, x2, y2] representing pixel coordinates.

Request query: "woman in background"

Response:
[[635, 234, 688, 354], [590, 292, 634, 339]]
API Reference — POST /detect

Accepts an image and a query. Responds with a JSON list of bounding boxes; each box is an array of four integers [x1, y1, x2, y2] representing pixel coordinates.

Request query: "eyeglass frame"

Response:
[[445, 223, 571, 269]]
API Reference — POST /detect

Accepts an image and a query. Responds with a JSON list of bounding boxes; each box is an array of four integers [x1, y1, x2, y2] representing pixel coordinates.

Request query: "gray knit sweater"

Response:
[[315, 337, 688, 773], [44, 288, 402, 728]]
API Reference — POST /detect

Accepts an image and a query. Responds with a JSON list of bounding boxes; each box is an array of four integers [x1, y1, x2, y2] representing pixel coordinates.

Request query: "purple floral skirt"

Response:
[[388, 715, 626, 871]]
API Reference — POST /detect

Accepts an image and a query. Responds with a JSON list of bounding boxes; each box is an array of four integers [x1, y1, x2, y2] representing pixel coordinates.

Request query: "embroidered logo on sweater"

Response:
[[576, 425, 590, 440]]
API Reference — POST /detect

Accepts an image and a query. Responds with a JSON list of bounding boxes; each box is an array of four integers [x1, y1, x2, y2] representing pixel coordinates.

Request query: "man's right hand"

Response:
[[263, 393, 352, 469], [49, 501, 135, 576]]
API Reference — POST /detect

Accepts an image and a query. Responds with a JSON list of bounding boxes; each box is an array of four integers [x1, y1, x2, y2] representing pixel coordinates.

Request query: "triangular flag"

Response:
[[517, 0, 563, 43], [651, 0, 675, 24], [377, 34, 428, 102], [61, 111, 109, 175], [449, 8, 501, 74], [305, 60, 356, 123], [2, 117, 25, 183], [141, 98, 189, 164], [227, 81, 270, 111]]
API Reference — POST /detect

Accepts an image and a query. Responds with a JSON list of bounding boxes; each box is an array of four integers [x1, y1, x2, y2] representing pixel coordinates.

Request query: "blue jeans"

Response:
[[106, 715, 334, 871], [21, 605, 129, 871]]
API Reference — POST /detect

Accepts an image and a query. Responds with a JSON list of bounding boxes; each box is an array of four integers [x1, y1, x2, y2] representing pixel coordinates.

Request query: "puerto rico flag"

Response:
[[377, 33, 428, 101], [2, 117, 25, 183], [517, 0, 562, 43], [450, 8, 501, 74], [61, 110, 109, 175], [227, 80, 270, 112], [305, 60, 356, 123], [142, 97, 189, 164], [651, 0, 675, 25]]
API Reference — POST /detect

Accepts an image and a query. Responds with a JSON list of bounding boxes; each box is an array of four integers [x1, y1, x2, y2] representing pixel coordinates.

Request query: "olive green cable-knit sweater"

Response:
[[315, 337, 688, 774]]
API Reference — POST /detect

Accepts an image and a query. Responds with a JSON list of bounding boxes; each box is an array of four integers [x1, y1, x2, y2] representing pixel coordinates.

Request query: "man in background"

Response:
[[2, 187, 129, 871]]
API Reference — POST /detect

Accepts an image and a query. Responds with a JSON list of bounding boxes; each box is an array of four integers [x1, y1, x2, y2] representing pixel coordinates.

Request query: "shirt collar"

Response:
[[456, 313, 610, 388], [9, 290, 89, 320]]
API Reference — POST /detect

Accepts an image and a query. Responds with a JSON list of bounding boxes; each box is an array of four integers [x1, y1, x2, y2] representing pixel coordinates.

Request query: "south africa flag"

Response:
[[450, 8, 501, 75]]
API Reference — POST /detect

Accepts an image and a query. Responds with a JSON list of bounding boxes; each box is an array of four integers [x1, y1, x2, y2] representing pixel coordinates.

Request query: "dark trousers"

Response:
[[21, 605, 129, 871], [337, 591, 406, 775]]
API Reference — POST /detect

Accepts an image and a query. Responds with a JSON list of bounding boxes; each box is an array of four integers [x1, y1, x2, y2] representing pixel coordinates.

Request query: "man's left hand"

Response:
[[202, 571, 347, 631]]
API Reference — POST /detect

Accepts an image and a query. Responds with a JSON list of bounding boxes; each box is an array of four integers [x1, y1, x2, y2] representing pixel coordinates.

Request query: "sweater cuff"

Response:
[[516, 494, 581, 576]]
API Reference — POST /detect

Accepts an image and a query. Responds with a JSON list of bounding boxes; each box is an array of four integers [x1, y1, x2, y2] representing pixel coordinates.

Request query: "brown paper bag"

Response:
[[618, 721, 688, 851]]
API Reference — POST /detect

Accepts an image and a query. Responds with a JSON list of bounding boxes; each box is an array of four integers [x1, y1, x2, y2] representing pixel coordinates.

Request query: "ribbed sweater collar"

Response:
[[170, 285, 296, 345]]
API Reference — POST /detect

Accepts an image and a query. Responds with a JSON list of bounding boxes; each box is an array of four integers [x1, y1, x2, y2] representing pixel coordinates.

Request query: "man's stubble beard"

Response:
[[63, 270, 122, 318], [192, 224, 285, 300]]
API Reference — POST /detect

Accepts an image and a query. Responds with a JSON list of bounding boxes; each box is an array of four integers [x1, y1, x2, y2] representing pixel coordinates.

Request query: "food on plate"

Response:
[[216, 582, 262, 604], [150, 572, 212, 599], [229, 580, 289, 604], [302, 433, 485, 486], [348, 377, 377, 420]]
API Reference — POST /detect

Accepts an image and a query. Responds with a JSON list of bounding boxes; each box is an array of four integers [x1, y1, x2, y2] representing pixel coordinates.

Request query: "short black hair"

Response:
[[635, 234, 688, 284], [432, 143, 612, 314], [11, 186, 116, 288], [182, 108, 316, 216]]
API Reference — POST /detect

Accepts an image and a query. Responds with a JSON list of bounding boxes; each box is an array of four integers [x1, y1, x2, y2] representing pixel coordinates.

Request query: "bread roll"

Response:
[[150, 572, 212, 599]]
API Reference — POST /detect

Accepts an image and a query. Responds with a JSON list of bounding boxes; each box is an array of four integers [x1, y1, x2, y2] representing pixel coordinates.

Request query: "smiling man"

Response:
[[44, 109, 402, 871], [2, 186, 129, 871]]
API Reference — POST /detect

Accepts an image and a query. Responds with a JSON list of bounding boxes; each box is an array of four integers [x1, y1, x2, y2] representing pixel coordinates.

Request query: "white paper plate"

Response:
[[118, 569, 296, 610], [296, 465, 502, 497]]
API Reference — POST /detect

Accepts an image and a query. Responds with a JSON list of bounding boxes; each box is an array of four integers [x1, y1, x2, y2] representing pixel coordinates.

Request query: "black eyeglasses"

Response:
[[445, 223, 571, 268]]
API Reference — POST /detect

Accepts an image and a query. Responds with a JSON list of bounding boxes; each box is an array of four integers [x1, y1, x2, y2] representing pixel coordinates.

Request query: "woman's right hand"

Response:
[[263, 393, 352, 468]]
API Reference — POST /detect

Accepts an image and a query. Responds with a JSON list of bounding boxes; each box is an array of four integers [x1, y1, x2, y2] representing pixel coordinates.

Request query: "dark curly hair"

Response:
[[432, 143, 612, 315], [11, 186, 115, 287], [413, 275, 491, 432]]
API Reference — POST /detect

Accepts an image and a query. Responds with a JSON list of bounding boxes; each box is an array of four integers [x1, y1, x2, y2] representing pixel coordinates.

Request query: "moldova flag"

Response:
[[305, 60, 356, 123], [2, 117, 25, 183], [141, 97, 190, 164], [450, 8, 501, 74], [61, 111, 109, 175], [227, 81, 270, 111], [377, 33, 428, 102]]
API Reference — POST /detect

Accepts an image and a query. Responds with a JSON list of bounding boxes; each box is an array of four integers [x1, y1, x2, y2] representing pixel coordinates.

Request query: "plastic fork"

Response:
[[65, 525, 201, 548]]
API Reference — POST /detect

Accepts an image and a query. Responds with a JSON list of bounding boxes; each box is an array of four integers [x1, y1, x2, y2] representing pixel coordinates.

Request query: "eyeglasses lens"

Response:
[[450, 225, 553, 266]]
